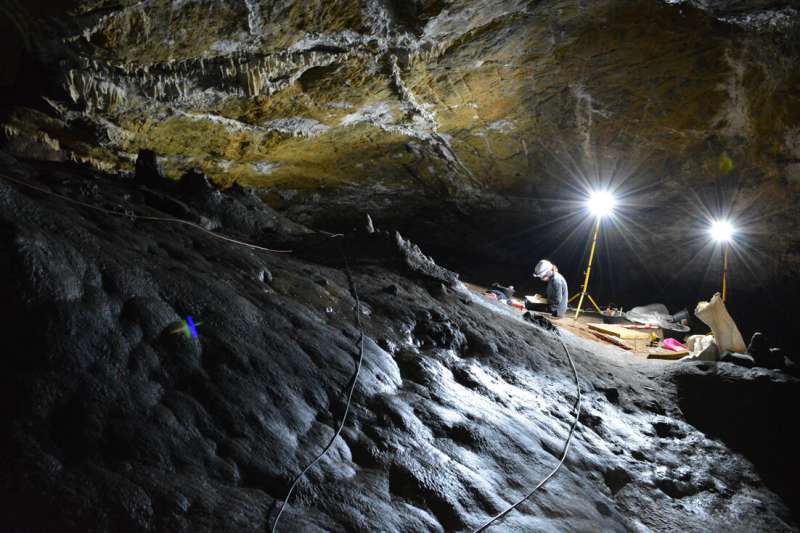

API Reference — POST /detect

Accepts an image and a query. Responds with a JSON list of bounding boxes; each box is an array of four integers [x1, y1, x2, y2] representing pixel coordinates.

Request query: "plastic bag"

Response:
[[626, 303, 690, 332]]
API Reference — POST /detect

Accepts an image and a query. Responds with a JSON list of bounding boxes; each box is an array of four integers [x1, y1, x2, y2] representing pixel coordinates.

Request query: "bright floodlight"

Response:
[[710, 219, 734, 242], [587, 190, 616, 217]]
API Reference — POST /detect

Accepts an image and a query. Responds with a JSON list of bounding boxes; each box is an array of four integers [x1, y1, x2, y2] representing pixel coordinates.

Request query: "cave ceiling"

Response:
[[2, 0, 800, 276]]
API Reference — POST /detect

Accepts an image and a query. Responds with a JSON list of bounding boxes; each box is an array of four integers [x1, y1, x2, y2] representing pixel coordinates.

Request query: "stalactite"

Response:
[[388, 55, 476, 184]]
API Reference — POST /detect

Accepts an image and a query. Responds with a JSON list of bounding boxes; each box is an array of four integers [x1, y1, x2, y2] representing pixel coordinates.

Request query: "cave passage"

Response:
[[2, 1, 800, 532]]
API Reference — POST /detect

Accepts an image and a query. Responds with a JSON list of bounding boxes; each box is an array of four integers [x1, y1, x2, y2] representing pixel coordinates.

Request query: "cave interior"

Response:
[[1, 0, 800, 532]]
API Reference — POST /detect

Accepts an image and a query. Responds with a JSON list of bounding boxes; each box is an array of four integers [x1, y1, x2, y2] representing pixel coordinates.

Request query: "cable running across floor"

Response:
[[271, 240, 365, 532], [472, 331, 582, 532]]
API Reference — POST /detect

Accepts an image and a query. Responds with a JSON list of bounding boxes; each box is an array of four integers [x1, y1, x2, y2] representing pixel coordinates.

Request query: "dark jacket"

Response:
[[546, 271, 569, 317]]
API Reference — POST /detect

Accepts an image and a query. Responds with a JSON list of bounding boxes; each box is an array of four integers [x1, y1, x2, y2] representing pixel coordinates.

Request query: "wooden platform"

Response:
[[548, 317, 677, 358], [587, 323, 652, 340]]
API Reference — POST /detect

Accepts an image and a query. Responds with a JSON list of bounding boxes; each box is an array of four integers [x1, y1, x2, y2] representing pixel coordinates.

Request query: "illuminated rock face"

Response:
[[1, 160, 798, 532]]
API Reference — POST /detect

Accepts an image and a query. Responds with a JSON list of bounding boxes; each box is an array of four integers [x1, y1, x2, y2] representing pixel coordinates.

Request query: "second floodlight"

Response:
[[587, 190, 616, 218], [710, 219, 734, 242], [709, 219, 735, 302]]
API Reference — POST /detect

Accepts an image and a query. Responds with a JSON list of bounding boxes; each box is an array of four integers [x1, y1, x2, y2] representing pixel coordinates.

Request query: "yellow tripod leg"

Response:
[[586, 293, 603, 314], [574, 217, 601, 319], [722, 242, 729, 303], [574, 291, 588, 320]]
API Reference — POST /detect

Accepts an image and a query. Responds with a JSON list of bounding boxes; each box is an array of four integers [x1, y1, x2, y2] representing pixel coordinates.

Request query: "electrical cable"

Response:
[[271, 240, 365, 533], [1, 172, 367, 532], [0, 173, 293, 254], [472, 330, 582, 532]]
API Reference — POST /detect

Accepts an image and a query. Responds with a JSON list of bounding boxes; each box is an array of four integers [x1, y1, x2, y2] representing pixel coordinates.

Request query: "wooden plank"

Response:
[[588, 323, 652, 340], [590, 331, 633, 350], [647, 348, 689, 360]]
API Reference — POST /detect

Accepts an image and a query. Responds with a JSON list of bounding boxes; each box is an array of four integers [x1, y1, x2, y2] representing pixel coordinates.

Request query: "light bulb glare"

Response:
[[587, 190, 616, 217], [710, 219, 734, 242]]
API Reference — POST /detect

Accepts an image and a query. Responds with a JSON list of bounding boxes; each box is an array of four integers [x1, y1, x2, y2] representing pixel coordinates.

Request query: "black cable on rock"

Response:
[[271, 240, 365, 533], [472, 331, 582, 532]]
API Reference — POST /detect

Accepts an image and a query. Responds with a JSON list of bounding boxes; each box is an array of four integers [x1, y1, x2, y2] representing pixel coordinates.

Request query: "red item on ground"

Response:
[[662, 338, 688, 352]]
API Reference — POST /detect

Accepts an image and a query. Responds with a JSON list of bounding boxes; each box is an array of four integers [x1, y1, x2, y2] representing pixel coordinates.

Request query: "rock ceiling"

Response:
[[1, 0, 800, 273]]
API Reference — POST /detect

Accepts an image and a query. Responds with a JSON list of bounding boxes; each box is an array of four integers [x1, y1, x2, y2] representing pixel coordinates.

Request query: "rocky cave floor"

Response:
[[1, 153, 799, 532]]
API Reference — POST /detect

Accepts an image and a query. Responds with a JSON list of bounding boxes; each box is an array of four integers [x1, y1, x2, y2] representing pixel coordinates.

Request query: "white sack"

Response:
[[694, 292, 747, 353]]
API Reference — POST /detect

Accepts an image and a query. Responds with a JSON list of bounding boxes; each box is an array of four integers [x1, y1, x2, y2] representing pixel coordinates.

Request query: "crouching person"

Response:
[[533, 259, 568, 317]]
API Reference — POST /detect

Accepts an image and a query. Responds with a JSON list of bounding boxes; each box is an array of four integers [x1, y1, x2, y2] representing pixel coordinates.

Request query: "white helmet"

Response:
[[533, 259, 553, 279]]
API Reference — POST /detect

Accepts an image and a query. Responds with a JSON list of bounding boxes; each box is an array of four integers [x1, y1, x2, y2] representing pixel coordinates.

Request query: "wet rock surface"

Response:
[[1, 159, 798, 532]]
